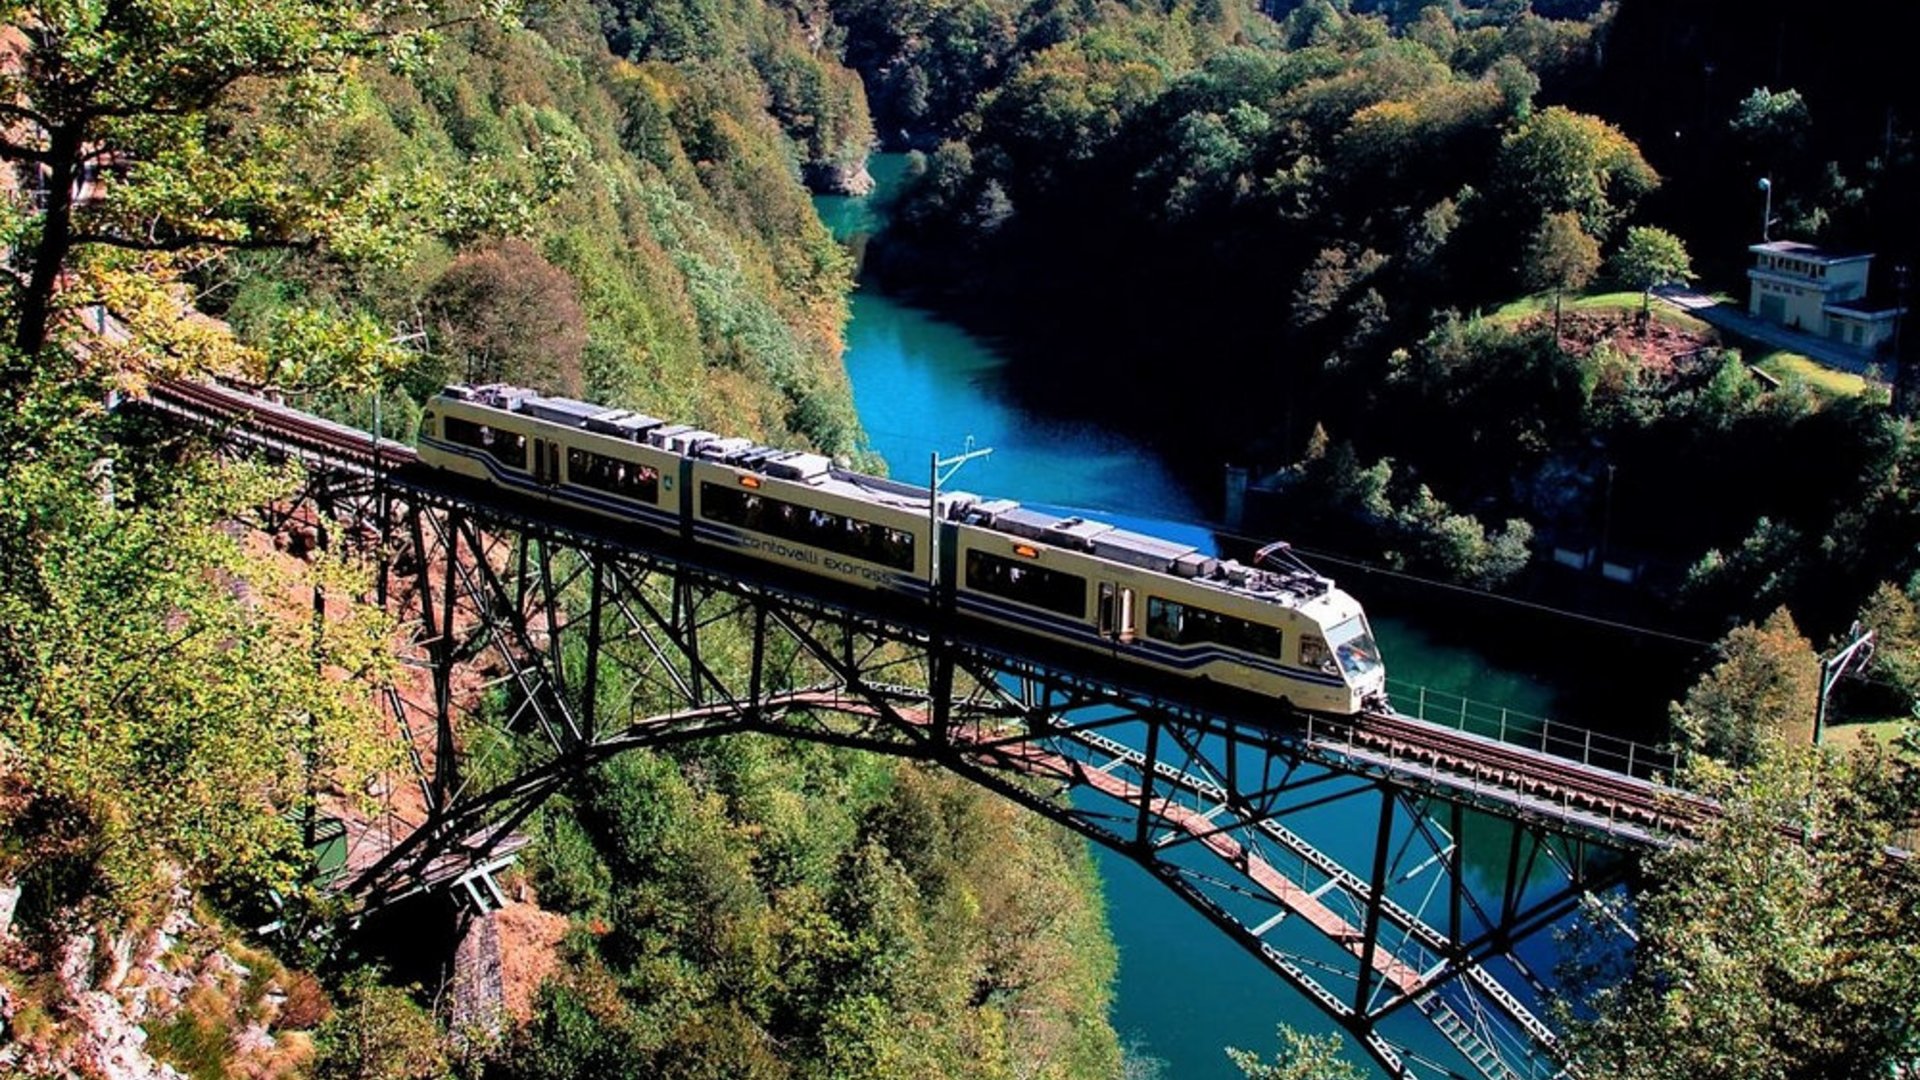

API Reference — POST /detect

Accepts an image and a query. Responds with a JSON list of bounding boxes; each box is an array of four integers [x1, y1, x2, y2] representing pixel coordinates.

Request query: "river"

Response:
[[818, 157, 1575, 1078]]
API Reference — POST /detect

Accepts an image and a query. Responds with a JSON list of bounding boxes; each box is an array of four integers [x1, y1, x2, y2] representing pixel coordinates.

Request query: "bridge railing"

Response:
[[1386, 678, 1676, 783]]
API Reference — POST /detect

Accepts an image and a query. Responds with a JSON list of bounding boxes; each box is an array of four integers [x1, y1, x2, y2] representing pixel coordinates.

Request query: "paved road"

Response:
[[1652, 285, 1883, 375]]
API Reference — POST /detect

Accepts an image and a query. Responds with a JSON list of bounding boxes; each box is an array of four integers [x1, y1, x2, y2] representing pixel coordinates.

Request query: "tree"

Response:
[[428, 239, 589, 395], [0, 0, 476, 361], [1671, 607, 1818, 766], [314, 976, 450, 1080], [1229, 1027, 1367, 1080], [1497, 106, 1658, 240], [1856, 578, 1920, 703], [1611, 225, 1693, 323], [0, 364, 394, 925], [1730, 86, 1812, 170], [1524, 211, 1600, 338], [1563, 746, 1920, 1080]]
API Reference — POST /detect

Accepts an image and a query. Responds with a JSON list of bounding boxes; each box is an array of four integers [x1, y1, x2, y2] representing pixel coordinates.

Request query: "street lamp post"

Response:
[[1813, 623, 1875, 745], [1758, 177, 1774, 242]]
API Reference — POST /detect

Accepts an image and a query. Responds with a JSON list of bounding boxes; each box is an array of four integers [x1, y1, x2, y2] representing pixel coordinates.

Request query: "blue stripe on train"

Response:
[[421, 437, 679, 528], [693, 521, 930, 594]]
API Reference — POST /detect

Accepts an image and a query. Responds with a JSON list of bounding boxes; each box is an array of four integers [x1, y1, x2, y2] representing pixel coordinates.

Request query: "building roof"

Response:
[[1748, 240, 1874, 264], [1825, 299, 1907, 320]]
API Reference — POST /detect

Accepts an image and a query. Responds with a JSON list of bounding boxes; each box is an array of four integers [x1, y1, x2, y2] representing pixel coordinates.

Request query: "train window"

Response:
[[567, 447, 659, 502], [1299, 635, 1335, 674], [966, 549, 1086, 619], [1146, 597, 1285, 658], [700, 482, 914, 571], [443, 415, 527, 469], [1325, 617, 1381, 677]]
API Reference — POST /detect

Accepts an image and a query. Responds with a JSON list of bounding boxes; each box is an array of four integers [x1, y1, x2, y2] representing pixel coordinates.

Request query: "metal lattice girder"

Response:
[[145, 386, 1669, 1080], [317, 492, 1624, 1080]]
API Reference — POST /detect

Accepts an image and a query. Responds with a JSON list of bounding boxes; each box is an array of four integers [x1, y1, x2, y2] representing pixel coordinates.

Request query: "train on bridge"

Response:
[[419, 384, 1388, 715]]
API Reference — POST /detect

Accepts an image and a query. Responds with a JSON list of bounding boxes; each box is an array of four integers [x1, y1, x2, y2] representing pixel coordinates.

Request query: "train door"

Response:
[[531, 439, 562, 487], [1097, 583, 1137, 643]]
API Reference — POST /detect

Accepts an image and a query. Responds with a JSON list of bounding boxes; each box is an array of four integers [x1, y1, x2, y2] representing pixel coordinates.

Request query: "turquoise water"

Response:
[[820, 159, 1564, 1079]]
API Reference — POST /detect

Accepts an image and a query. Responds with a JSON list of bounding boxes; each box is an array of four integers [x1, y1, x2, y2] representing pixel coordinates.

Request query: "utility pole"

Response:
[[1894, 263, 1913, 417], [1814, 623, 1875, 744], [929, 438, 992, 589]]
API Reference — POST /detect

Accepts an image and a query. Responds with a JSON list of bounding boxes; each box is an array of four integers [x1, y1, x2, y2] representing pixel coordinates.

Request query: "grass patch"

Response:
[[1822, 716, 1913, 752], [1752, 349, 1872, 399], [1487, 291, 1714, 334], [146, 985, 238, 1080]]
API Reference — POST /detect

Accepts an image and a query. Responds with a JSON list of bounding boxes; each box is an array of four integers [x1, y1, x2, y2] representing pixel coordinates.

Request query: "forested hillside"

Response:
[[2, 0, 1122, 1076], [219, 0, 867, 461], [838, 0, 1919, 637], [9, 0, 1920, 1076]]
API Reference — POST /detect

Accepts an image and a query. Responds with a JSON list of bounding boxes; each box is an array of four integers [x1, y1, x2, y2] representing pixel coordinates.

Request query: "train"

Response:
[[417, 384, 1388, 715]]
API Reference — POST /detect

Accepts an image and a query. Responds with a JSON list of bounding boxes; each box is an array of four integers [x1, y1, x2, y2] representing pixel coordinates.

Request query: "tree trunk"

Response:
[[1553, 291, 1563, 341], [13, 125, 85, 360]]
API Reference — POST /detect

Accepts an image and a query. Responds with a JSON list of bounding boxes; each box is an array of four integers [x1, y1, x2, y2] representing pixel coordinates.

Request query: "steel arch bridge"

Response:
[[144, 379, 1701, 1080]]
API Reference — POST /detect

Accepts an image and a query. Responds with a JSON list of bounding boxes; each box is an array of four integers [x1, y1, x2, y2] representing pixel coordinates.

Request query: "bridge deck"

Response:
[[143, 376, 1704, 847]]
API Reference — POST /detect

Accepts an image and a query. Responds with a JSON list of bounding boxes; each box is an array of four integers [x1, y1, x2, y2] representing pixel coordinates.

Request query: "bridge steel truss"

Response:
[[159, 397, 1655, 1080], [286, 471, 1630, 1080]]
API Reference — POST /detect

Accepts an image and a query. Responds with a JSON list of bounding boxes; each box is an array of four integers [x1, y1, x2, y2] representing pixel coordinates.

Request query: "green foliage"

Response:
[[1564, 745, 1920, 1080], [1496, 106, 1658, 240], [314, 975, 451, 1080], [1671, 607, 1819, 765], [1276, 427, 1534, 588], [594, 0, 876, 185], [492, 743, 1121, 1079], [218, 14, 862, 456], [1523, 210, 1600, 327], [1228, 1026, 1366, 1080], [1730, 86, 1811, 160], [1609, 225, 1693, 316], [0, 0, 513, 359], [1858, 578, 1920, 704], [0, 362, 395, 927]]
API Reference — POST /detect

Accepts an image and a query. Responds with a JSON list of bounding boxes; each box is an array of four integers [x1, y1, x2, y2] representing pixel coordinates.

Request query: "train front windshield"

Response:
[[1326, 617, 1381, 678]]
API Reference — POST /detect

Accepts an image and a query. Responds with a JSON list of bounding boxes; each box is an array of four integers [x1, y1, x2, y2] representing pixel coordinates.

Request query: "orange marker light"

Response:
[[740, 475, 761, 488], [1013, 544, 1039, 558]]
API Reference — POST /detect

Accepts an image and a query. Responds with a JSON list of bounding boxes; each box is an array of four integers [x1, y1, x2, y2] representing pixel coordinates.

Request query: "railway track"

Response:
[[1342, 707, 1705, 838], [145, 376, 1708, 845]]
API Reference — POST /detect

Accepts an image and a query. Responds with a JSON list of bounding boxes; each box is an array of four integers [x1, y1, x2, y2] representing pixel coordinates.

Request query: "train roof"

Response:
[[958, 502, 1332, 607], [435, 383, 1341, 610]]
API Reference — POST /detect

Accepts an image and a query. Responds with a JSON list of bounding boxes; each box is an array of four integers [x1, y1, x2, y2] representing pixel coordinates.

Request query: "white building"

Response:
[[1747, 240, 1905, 352]]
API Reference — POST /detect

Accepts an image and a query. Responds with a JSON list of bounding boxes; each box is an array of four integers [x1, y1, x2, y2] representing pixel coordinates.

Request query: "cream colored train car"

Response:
[[948, 507, 1384, 714], [686, 453, 937, 598], [413, 384, 1387, 715], [418, 385, 682, 535]]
